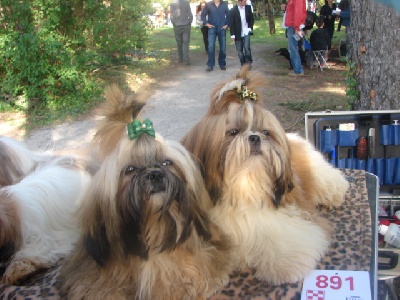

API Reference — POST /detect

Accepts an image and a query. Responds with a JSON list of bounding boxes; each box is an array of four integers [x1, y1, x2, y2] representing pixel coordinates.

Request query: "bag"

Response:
[[304, 38, 311, 51]]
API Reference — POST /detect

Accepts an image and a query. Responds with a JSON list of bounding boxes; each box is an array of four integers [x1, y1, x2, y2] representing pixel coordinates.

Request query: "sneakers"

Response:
[[288, 72, 304, 76], [206, 67, 213, 72], [220, 66, 226, 71]]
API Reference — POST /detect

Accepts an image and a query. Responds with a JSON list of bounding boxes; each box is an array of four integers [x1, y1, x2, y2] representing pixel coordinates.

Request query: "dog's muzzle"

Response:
[[148, 170, 166, 193], [249, 135, 261, 155]]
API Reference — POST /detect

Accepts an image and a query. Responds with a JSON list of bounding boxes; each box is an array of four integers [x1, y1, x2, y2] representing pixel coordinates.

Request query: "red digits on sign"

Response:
[[330, 276, 342, 290], [316, 275, 329, 288], [316, 275, 354, 291], [345, 276, 354, 291]]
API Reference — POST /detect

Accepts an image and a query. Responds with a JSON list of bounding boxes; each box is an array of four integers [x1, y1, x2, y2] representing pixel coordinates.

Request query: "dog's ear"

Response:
[[0, 242, 17, 265], [0, 197, 22, 263], [192, 209, 212, 241], [80, 189, 112, 266], [118, 196, 149, 259], [84, 223, 110, 266], [120, 219, 149, 260], [208, 185, 222, 205], [273, 172, 294, 207]]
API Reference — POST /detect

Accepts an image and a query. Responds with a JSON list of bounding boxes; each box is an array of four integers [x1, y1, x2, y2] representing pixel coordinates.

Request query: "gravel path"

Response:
[[20, 43, 268, 152]]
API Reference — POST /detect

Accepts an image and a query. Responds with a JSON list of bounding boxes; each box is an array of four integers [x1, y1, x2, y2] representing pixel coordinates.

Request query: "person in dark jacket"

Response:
[[310, 17, 331, 51], [230, 0, 254, 67]]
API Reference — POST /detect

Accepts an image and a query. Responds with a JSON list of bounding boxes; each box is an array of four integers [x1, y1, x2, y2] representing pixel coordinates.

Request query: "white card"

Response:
[[301, 270, 371, 300]]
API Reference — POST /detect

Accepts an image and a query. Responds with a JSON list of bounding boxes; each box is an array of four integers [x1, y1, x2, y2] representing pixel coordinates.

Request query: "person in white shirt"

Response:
[[230, 0, 255, 67]]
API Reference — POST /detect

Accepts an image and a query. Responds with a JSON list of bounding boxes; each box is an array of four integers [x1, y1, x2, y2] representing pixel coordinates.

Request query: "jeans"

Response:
[[287, 26, 304, 74], [173, 25, 191, 63], [234, 34, 252, 66], [207, 26, 227, 68]]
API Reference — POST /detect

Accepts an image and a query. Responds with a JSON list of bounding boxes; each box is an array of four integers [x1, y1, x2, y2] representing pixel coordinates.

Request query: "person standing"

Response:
[[336, 0, 350, 28], [201, 0, 230, 72], [196, 1, 209, 54], [280, 0, 287, 12], [170, 0, 193, 66], [284, 0, 307, 76], [320, 0, 337, 41], [230, 0, 254, 67]]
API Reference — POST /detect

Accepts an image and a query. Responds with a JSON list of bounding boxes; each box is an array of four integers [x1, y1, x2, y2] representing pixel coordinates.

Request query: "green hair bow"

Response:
[[127, 118, 155, 140], [236, 85, 257, 102]]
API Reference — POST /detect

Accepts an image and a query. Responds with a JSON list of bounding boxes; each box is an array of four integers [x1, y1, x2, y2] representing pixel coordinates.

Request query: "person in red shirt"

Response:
[[284, 0, 306, 76]]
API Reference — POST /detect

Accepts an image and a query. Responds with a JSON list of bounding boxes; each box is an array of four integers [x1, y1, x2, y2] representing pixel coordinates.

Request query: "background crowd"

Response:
[[170, 0, 350, 74]]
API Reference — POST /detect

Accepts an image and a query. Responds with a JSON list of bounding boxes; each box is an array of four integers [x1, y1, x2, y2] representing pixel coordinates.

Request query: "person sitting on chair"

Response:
[[309, 16, 331, 68]]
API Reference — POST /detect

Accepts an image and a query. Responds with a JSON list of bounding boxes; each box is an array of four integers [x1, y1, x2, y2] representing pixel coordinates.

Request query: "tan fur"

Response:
[[91, 84, 150, 160], [59, 86, 234, 299], [181, 65, 349, 284], [0, 193, 22, 264]]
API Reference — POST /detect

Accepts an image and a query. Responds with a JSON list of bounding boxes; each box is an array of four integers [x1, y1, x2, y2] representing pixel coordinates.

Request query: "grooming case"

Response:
[[305, 110, 400, 300]]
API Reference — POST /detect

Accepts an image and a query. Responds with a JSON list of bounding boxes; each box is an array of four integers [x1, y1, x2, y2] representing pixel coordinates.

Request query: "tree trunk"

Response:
[[267, 0, 276, 34], [348, 0, 400, 110]]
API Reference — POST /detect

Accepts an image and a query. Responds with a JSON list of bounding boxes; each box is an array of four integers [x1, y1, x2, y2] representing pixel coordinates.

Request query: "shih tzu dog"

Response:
[[0, 137, 93, 284], [181, 65, 349, 285], [59, 85, 233, 299]]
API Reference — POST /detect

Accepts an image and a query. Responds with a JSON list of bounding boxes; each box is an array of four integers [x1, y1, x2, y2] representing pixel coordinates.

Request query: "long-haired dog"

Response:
[[0, 138, 93, 284], [59, 85, 233, 299], [181, 65, 349, 285]]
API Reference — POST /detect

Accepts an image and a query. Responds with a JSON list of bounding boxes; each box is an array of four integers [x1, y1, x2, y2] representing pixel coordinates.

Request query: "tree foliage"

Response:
[[0, 0, 153, 112]]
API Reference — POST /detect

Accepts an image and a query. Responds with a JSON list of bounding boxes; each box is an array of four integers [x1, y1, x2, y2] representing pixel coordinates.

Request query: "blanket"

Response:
[[0, 169, 374, 300]]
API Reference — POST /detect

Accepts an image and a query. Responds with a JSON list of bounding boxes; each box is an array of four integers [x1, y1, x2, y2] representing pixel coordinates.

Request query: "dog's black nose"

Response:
[[249, 135, 261, 144], [149, 170, 164, 182], [148, 170, 166, 193]]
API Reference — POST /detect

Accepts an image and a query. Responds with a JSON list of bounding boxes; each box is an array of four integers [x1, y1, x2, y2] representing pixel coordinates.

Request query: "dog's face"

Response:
[[81, 133, 213, 266], [188, 102, 293, 208], [181, 67, 294, 208]]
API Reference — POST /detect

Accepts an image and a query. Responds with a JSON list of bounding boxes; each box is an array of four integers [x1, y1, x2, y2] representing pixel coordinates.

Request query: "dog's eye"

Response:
[[125, 165, 136, 174], [227, 129, 239, 136], [162, 159, 173, 166], [262, 130, 270, 136]]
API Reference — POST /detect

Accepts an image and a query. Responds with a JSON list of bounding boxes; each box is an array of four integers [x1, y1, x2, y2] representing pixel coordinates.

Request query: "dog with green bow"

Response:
[[58, 85, 233, 299]]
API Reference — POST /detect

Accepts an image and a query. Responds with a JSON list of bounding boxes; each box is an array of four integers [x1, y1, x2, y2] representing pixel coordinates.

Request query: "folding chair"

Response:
[[312, 50, 330, 71]]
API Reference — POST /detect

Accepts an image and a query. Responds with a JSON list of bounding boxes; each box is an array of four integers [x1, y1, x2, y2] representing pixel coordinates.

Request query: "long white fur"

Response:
[[1, 157, 92, 283], [216, 78, 245, 102]]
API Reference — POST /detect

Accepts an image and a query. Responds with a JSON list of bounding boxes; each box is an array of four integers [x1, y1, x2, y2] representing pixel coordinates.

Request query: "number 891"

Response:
[[315, 275, 354, 290]]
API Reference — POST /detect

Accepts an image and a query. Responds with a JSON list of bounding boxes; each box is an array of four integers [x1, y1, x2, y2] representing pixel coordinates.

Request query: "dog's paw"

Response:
[[4, 259, 47, 284]]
